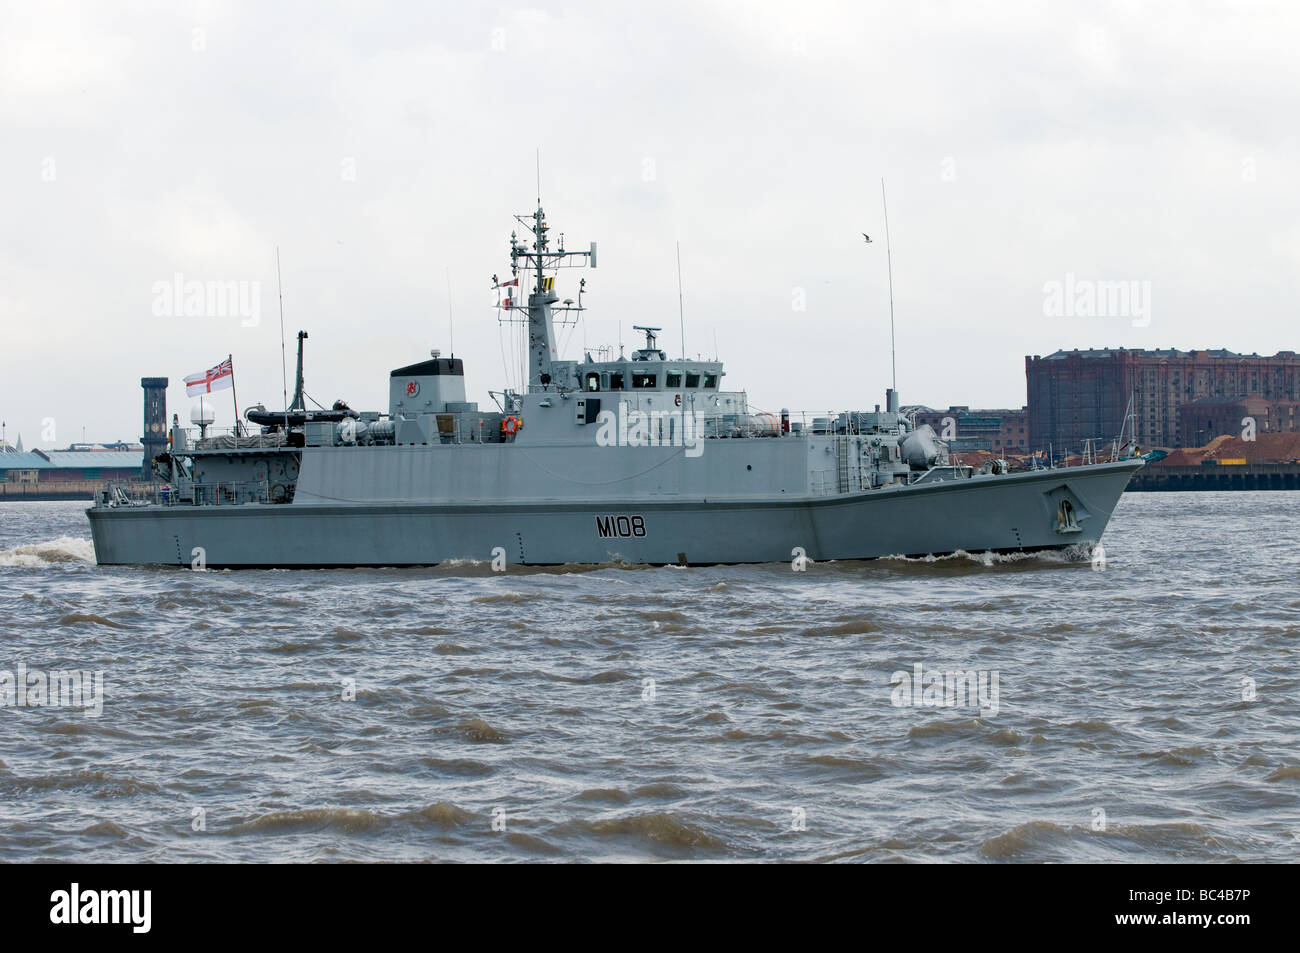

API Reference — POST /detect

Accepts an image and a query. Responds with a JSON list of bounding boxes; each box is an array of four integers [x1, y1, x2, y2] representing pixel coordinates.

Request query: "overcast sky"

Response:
[[3, 0, 1298, 447]]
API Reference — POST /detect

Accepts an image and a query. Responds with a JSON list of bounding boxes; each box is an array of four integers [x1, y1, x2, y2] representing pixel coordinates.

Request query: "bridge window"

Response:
[[632, 373, 657, 388], [610, 372, 624, 390], [665, 371, 682, 387], [685, 373, 700, 388], [703, 374, 718, 388], [586, 373, 600, 391]]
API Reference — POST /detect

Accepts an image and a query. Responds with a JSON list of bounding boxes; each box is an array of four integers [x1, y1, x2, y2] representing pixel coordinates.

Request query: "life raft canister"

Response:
[[501, 416, 522, 436]]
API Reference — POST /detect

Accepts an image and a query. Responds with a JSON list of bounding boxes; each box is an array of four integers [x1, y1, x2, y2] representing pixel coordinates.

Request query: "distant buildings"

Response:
[[1025, 348, 1300, 452], [0, 444, 144, 484], [1177, 395, 1300, 447], [909, 406, 1029, 454]]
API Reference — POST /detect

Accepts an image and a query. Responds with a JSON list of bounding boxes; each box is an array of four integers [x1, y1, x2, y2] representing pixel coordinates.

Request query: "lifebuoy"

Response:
[[502, 416, 521, 436]]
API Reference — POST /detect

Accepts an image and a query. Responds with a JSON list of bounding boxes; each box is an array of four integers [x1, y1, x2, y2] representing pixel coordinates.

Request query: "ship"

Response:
[[87, 202, 1144, 567]]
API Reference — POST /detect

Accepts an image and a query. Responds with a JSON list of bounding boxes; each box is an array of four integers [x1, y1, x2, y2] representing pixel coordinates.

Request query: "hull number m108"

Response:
[[596, 515, 646, 538]]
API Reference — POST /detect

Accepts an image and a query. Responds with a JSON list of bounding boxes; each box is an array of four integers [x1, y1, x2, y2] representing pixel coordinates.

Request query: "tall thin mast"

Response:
[[291, 331, 307, 411], [676, 241, 686, 361], [881, 178, 897, 394], [276, 247, 288, 432], [446, 266, 455, 357], [228, 353, 240, 436]]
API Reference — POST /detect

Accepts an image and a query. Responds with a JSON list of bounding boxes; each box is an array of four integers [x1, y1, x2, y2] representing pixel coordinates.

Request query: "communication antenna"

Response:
[[676, 241, 686, 361], [881, 178, 897, 393], [536, 148, 541, 206], [276, 247, 288, 431], [446, 266, 455, 357]]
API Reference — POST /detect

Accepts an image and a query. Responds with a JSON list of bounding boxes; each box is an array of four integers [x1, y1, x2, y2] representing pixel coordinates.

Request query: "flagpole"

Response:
[[228, 354, 240, 437]]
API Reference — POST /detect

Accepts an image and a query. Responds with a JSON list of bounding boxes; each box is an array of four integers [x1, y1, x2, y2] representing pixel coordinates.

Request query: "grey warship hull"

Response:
[[91, 199, 1144, 569], [89, 458, 1141, 567]]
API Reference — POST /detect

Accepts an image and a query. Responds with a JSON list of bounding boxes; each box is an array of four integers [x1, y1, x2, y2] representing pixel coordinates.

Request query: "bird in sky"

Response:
[[862, 233, 872, 243]]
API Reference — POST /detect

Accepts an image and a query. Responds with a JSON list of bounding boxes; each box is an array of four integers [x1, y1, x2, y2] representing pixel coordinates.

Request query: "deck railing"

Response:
[[97, 480, 286, 507]]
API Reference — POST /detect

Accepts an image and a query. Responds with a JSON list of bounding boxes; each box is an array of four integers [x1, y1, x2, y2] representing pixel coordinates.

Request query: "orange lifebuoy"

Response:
[[502, 416, 521, 436]]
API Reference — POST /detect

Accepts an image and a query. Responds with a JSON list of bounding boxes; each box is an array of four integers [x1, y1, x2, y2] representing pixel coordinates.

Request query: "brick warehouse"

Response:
[[1025, 348, 1300, 453], [910, 406, 1029, 454]]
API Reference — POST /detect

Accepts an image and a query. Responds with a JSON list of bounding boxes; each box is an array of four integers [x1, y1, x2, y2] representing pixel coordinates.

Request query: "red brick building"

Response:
[[910, 406, 1029, 453], [1177, 395, 1300, 447], [1026, 348, 1300, 452]]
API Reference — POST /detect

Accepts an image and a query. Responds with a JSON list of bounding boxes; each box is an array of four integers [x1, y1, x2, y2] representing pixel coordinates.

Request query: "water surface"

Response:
[[1, 494, 1296, 861]]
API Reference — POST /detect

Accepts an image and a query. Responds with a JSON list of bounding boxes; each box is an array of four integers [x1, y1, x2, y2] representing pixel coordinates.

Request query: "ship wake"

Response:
[[0, 536, 96, 567], [880, 548, 1081, 567]]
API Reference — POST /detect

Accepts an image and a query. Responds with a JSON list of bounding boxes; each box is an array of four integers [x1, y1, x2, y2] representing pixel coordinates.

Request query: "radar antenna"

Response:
[[497, 198, 598, 391]]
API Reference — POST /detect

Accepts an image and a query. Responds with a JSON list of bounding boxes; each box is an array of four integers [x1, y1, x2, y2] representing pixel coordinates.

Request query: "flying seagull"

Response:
[[862, 233, 872, 243]]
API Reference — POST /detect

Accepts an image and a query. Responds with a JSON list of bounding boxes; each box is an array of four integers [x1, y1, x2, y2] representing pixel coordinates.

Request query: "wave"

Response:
[[418, 757, 493, 776], [802, 754, 887, 776], [979, 821, 1072, 859], [229, 806, 388, 835], [575, 788, 632, 804], [630, 782, 688, 799], [401, 802, 475, 829], [444, 718, 508, 743], [0, 536, 95, 567], [229, 801, 478, 836], [579, 812, 726, 849], [801, 620, 881, 636], [0, 768, 160, 797], [504, 831, 563, 855], [1109, 821, 1217, 845], [79, 820, 131, 839], [57, 612, 128, 628], [880, 548, 1077, 567]]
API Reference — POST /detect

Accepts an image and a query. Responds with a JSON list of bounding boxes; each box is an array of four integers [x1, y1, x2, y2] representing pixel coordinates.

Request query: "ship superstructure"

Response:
[[88, 202, 1142, 567]]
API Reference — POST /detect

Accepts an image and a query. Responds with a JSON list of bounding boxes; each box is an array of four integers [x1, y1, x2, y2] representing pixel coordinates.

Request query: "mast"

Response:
[[276, 247, 288, 433], [506, 203, 597, 392], [676, 241, 686, 361], [228, 353, 240, 436], [291, 330, 308, 411], [881, 178, 897, 396]]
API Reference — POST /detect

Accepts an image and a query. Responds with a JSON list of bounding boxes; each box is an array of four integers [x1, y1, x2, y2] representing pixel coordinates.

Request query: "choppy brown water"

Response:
[[1, 495, 1297, 862]]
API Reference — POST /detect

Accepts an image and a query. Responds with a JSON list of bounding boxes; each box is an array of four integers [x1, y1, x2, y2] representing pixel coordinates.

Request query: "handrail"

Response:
[[96, 479, 288, 507]]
